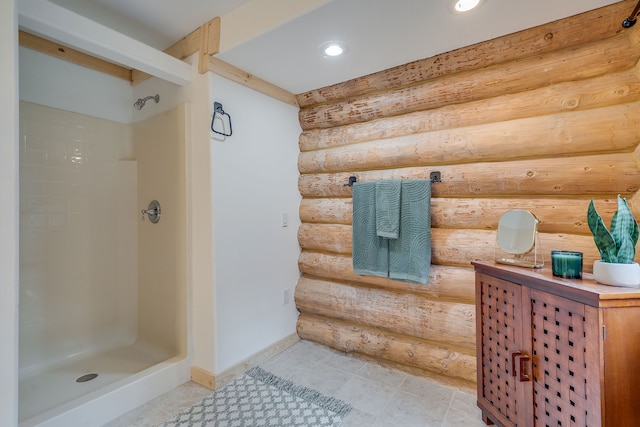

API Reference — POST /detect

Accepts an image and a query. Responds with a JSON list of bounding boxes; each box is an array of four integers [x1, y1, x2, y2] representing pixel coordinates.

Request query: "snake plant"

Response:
[[588, 195, 639, 264]]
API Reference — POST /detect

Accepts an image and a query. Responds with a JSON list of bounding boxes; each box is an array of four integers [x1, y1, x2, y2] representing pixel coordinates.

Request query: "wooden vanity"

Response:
[[473, 261, 640, 426]]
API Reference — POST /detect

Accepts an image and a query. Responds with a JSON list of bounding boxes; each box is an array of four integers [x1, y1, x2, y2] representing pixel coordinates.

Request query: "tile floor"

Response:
[[107, 340, 486, 427]]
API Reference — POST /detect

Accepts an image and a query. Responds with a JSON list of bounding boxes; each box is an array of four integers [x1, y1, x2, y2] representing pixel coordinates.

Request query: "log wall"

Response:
[[294, 1, 640, 389]]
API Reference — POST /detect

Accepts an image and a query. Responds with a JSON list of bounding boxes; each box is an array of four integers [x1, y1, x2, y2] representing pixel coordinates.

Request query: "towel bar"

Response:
[[344, 172, 441, 187]]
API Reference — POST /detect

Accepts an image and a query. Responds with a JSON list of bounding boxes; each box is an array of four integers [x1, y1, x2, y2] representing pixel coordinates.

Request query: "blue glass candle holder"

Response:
[[551, 250, 583, 279]]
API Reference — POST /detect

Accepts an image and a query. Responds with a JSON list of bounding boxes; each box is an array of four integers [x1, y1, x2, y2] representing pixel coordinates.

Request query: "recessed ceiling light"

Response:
[[320, 41, 347, 58], [453, 0, 481, 12], [325, 44, 343, 56]]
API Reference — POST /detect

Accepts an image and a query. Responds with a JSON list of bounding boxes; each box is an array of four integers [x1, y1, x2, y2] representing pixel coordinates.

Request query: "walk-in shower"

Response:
[[18, 101, 188, 426]]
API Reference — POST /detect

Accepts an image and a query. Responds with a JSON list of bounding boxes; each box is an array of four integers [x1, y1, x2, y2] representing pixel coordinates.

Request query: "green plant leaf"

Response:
[[625, 198, 640, 248], [610, 195, 639, 263], [588, 199, 618, 262], [617, 235, 636, 264]]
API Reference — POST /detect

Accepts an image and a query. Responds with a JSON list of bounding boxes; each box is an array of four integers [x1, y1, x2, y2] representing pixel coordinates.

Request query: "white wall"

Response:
[[0, 0, 19, 425], [19, 47, 133, 124], [19, 44, 192, 127], [209, 74, 301, 372], [131, 72, 190, 124]]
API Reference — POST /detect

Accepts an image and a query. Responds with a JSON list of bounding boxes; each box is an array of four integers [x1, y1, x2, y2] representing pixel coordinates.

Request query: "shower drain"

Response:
[[76, 373, 98, 383]]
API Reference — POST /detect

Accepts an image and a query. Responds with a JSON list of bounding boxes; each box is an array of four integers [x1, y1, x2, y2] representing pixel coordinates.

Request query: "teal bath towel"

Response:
[[352, 179, 431, 284], [375, 180, 401, 239], [389, 180, 431, 284], [352, 182, 389, 278]]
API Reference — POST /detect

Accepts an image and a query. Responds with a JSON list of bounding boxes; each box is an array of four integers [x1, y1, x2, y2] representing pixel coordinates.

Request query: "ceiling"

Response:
[[50, 0, 624, 95]]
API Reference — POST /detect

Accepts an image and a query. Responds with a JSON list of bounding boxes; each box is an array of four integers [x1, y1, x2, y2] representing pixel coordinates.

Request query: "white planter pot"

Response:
[[593, 260, 640, 287]]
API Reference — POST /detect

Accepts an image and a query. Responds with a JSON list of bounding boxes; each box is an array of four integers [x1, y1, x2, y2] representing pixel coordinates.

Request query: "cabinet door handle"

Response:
[[511, 351, 531, 382], [518, 353, 531, 382], [511, 351, 522, 377]]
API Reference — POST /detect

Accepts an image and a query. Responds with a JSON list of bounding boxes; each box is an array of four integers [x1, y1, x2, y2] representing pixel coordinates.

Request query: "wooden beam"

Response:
[[132, 17, 221, 85], [298, 252, 476, 303], [298, 103, 640, 174], [165, 26, 202, 60], [190, 366, 215, 390], [296, 1, 634, 108], [299, 196, 622, 236], [630, 190, 640, 221], [208, 56, 298, 107], [296, 277, 476, 350], [198, 24, 210, 75], [19, 31, 132, 82], [299, 32, 639, 130], [297, 313, 477, 388], [199, 17, 221, 74], [19, 0, 191, 85], [132, 24, 203, 85], [21, 12, 293, 109]]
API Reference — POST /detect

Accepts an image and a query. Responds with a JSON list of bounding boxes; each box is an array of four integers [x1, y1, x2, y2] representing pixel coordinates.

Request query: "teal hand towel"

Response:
[[375, 180, 401, 239], [352, 182, 389, 278], [389, 180, 431, 284]]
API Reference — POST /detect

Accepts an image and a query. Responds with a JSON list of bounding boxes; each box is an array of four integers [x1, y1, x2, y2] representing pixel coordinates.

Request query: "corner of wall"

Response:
[[0, 0, 20, 424], [188, 65, 217, 374]]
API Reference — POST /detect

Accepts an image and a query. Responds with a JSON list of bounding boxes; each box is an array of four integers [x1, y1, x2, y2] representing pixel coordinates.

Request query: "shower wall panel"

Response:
[[133, 104, 187, 357], [19, 101, 137, 373]]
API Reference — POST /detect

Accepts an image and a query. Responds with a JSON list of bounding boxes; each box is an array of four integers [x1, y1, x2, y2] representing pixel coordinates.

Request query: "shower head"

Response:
[[133, 94, 159, 110]]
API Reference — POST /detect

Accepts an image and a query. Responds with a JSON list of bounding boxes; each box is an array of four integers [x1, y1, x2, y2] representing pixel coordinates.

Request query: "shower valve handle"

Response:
[[141, 208, 158, 217], [140, 200, 161, 223]]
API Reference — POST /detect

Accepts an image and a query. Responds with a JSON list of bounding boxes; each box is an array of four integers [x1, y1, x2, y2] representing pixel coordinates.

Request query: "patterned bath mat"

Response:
[[160, 366, 352, 427]]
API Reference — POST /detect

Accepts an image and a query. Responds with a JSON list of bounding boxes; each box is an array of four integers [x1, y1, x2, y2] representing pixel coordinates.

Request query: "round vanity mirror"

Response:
[[496, 210, 538, 254]]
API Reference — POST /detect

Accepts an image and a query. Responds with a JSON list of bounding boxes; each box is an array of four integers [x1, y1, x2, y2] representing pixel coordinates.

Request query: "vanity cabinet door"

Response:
[[528, 289, 601, 427], [476, 274, 531, 426], [475, 261, 640, 427]]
